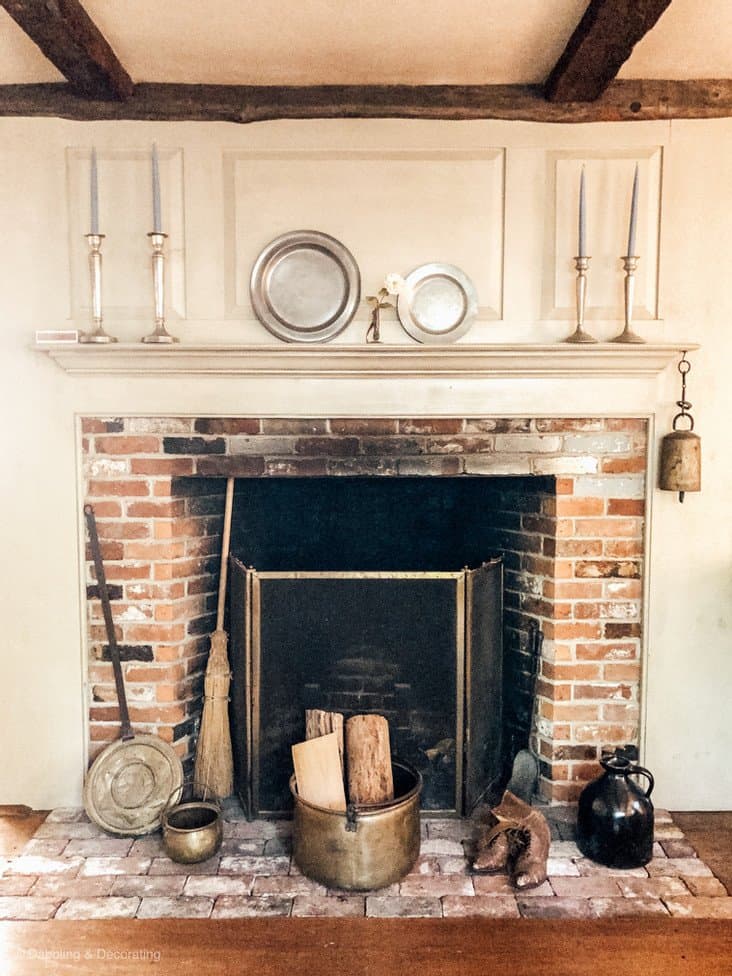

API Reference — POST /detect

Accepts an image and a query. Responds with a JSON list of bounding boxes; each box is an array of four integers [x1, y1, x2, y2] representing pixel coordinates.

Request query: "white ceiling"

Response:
[[0, 0, 730, 87]]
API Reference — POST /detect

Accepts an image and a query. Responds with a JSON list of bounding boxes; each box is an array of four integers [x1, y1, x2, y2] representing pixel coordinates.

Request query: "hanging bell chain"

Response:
[[659, 351, 701, 503]]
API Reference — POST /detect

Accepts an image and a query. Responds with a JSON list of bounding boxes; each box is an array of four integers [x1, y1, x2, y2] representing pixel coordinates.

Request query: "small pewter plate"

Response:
[[250, 230, 361, 343], [396, 263, 478, 344]]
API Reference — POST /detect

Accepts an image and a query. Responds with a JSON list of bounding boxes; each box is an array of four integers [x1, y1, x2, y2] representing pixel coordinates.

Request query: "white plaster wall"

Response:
[[0, 116, 729, 810]]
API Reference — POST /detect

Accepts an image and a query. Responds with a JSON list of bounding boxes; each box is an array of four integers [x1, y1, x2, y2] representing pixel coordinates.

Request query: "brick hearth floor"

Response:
[[1, 805, 730, 920]]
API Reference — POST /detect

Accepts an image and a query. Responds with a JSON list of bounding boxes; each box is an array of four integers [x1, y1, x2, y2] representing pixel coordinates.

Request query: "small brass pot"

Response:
[[290, 759, 422, 891], [161, 799, 222, 864]]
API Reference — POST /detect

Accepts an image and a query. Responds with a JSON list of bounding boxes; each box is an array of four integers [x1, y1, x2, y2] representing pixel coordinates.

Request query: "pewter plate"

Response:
[[250, 230, 361, 343], [83, 734, 184, 836], [396, 263, 478, 344]]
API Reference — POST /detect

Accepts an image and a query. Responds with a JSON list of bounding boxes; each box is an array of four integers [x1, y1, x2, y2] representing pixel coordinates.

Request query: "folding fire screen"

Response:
[[229, 557, 502, 817]]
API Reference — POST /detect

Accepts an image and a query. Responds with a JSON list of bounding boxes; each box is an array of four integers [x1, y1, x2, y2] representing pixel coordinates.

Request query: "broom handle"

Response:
[[216, 478, 234, 632]]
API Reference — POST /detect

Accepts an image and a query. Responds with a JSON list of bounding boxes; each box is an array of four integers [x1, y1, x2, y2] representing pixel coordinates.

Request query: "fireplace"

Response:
[[82, 415, 646, 804]]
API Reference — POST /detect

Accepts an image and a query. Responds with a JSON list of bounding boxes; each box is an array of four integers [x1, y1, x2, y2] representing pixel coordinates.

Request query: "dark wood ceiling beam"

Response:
[[1, 0, 133, 100], [545, 0, 673, 102], [0, 80, 730, 124]]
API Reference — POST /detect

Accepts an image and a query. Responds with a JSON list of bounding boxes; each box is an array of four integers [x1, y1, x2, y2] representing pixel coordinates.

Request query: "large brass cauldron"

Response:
[[290, 759, 422, 891]]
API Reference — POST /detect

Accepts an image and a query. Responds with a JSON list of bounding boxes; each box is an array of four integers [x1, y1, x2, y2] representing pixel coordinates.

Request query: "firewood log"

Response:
[[305, 708, 344, 775], [345, 714, 394, 805]]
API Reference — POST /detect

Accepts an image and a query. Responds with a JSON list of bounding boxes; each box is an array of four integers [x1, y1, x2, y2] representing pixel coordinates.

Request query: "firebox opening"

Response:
[[225, 475, 558, 818], [229, 475, 556, 572]]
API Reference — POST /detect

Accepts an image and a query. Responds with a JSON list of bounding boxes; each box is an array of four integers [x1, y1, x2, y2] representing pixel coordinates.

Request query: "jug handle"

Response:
[[629, 764, 654, 798]]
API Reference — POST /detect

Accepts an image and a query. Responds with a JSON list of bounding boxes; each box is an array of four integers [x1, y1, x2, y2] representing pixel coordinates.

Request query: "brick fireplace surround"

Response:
[[82, 415, 647, 804]]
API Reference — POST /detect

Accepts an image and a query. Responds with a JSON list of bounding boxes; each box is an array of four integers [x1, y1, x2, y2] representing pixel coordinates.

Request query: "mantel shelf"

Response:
[[36, 342, 698, 379]]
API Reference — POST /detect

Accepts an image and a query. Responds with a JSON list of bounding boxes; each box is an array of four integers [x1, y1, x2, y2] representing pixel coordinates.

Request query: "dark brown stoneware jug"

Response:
[[577, 750, 654, 869]]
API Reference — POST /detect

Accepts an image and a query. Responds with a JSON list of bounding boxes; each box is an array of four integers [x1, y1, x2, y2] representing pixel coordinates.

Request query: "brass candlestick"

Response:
[[612, 255, 644, 343], [80, 234, 117, 344], [141, 232, 179, 344], [565, 256, 597, 344]]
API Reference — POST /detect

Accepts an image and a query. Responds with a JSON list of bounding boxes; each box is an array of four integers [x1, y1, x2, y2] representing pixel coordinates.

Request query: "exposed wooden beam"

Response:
[[545, 0, 673, 103], [0, 80, 730, 124], [1, 0, 133, 100]]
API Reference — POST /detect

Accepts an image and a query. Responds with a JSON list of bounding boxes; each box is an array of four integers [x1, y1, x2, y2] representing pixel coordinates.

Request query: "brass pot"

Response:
[[161, 799, 222, 864], [290, 759, 422, 891]]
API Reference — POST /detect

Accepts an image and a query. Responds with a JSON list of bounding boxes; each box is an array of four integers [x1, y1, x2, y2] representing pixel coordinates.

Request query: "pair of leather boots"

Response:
[[472, 790, 551, 890]]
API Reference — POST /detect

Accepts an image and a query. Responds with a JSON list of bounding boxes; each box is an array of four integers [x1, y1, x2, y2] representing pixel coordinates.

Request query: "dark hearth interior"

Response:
[[226, 475, 557, 817], [230, 476, 552, 571]]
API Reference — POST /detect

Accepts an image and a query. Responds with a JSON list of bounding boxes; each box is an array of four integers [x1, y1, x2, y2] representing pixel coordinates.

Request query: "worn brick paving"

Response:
[[0, 806, 729, 920]]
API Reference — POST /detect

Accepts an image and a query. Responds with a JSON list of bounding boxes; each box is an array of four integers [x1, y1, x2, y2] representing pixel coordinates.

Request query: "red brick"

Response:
[[555, 496, 605, 516], [88, 480, 150, 497], [608, 499, 645, 516], [603, 579, 642, 599], [82, 418, 122, 434], [574, 683, 633, 701], [536, 678, 572, 701], [399, 419, 463, 434], [85, 540, 124, 561], [575, 560, 640, 579], [95, 521, 150, 540], [601, 456, 646, 474], [99, 563, 151, 581], [196, 456, 266, 477], [127, 500, 186, 518], [544, 580, 602, 600], [569, 761, 603, 782], [195, 418, 261, 434], [124, 581, 185, 601], [87, 501, 122, 517], [605, 418, 647, 432], [575, 519, 642, 538], [95, 436, 161, 455], [264, 459, 328, 476], [539, 702, 600, 722], [555, 478, 575, 494], [605, 540, 644, 557], [331, 419, 398, 435], [603, 662, 641, 681], [576, 642, 639, 661], [125, 664, 186, 683], [295, 437, 359, 456], [125, 623, 186, 643], [534, 418, 605, 432], [545, 538, 603, 557], [604, 622, 642, 639], [542, 662, 601, 682], [544, 621, 602, 641], [130, 458, 195, 476], [125, 541, 187, 561]]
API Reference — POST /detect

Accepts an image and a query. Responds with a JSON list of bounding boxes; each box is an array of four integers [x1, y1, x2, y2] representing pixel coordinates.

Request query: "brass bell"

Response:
[[659, 353, 701, 503]]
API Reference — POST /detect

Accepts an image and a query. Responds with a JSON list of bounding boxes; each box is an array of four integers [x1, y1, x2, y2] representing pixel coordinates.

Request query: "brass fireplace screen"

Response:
[[229, 557, 502, 817]]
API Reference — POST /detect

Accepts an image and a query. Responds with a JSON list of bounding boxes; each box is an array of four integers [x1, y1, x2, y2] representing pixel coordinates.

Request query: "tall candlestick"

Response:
[[90, 147, 99, 235], [627, 163, 639, 257], [578, 166, 587, 258], [152, 143, 162, 233]]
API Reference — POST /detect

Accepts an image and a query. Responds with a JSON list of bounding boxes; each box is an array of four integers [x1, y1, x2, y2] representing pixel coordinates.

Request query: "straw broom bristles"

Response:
[[194, 478, 234, 799]]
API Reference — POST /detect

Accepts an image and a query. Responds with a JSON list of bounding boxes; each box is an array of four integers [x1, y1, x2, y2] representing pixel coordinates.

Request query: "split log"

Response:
[[305, 708, 344, 775], [291, 732, 347, 812], [345, 714, 394, 805]]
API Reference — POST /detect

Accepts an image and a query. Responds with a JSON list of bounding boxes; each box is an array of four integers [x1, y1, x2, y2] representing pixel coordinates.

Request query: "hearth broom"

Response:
[[194, 477, 235, 799]]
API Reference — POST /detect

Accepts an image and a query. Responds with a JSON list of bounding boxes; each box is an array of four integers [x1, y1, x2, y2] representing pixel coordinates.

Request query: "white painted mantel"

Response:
[[38, 342, 696, 379]]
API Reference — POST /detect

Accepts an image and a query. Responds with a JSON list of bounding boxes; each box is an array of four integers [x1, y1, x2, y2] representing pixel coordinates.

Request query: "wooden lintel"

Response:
[[545, 0, 673, 102], [1, 0, 134, 100], [0, 79, 730, 124]]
